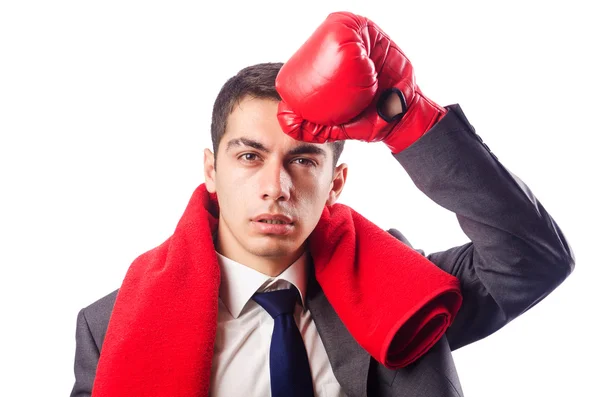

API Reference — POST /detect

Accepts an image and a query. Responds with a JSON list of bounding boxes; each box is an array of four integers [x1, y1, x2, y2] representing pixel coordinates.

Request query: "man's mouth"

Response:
[[252, 215, 295, 235], [253, 213, 294, 225]]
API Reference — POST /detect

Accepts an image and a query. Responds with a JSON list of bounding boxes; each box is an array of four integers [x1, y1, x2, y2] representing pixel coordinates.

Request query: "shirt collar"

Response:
[[216, 251, 308, 318]]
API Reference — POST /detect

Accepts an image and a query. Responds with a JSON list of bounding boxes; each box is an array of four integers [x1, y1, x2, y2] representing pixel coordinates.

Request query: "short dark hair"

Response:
[[210, 62, 345, 172]]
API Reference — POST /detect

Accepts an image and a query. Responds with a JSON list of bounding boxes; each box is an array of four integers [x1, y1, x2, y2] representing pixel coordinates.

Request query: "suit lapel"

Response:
[[306, 264, 371, 397]]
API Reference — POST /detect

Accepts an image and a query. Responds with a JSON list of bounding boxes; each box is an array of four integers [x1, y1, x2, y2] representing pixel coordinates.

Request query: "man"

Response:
[[70, 12, 574, 397]]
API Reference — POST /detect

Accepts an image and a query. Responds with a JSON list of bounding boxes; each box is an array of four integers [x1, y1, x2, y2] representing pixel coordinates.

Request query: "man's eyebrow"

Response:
[[226, 138, 271, 153], [225, 138, 327, 158], [288, 144, 327, 158]]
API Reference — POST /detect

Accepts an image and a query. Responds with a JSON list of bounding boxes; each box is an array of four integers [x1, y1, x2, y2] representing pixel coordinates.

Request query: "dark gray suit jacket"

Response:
[[70, 105, 575, 397]]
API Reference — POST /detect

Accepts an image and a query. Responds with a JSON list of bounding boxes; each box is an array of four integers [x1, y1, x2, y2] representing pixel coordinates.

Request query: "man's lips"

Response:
[[251, 214, 295, 235], [252, 213, 294, 225]]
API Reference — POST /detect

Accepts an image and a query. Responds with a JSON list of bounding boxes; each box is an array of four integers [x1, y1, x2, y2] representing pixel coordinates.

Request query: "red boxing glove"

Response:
[[276, 12, 447, 154]]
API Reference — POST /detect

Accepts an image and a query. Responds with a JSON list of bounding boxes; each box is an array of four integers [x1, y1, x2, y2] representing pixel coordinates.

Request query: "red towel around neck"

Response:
[[92, 184, 462, 396]]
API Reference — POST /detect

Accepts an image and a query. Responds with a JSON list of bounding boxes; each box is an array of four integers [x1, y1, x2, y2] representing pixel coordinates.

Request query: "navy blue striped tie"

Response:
[[252, 289, 315, 397]]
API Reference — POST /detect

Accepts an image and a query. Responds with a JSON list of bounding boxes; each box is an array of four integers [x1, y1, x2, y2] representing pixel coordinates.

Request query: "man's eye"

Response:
[[293, 158, 316, 167], [239, 153, 259, 162]]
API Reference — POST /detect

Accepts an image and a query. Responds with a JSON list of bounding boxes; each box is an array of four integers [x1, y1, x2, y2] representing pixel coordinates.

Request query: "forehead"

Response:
[[222, 96, 333, 156]]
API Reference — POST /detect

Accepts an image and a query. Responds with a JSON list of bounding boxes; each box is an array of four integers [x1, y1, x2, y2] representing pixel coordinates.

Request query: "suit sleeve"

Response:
[[392, 104, 575, 351], [70, 309, 99, 397]]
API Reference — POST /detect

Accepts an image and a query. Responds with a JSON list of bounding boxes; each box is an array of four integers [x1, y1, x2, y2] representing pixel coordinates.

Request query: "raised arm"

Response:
[[393, 104, 574, 350]]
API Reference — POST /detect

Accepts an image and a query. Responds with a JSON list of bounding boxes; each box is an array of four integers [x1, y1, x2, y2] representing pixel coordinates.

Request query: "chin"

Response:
[[248, 240, 300, 259]]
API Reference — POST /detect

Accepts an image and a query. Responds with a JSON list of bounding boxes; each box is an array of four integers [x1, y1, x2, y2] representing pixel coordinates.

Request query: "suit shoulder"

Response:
[[83, 288, 119, 318], [387, 228, 425, 256], [80, 288, 119, 349]]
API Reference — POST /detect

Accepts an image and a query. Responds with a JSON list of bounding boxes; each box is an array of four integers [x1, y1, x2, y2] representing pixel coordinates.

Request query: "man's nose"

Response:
[[260, 161, 291, 202]]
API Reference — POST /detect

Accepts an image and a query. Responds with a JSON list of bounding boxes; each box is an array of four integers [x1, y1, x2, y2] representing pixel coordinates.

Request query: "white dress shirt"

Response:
[[209, 251, 347, 397]]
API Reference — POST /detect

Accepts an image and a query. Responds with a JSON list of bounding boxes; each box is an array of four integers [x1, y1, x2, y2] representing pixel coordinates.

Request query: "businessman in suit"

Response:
[[70, 12, 574, 397]]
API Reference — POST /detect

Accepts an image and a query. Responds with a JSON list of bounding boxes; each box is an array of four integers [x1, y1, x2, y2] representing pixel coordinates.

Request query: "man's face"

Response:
[[204, 96, 347, 275]]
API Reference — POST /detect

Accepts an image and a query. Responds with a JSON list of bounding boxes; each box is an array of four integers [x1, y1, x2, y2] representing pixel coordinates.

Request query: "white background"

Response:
[[1, 0, 598, 396]]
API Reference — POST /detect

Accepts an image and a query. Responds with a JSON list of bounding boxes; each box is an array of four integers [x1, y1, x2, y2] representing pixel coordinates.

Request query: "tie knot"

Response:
[[252, 288, 298, 318]]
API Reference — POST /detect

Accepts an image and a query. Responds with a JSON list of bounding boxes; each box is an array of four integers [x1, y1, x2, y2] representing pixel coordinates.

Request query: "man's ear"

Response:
[[204, 148, 216, 193], [326, 163, 348, 206]]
